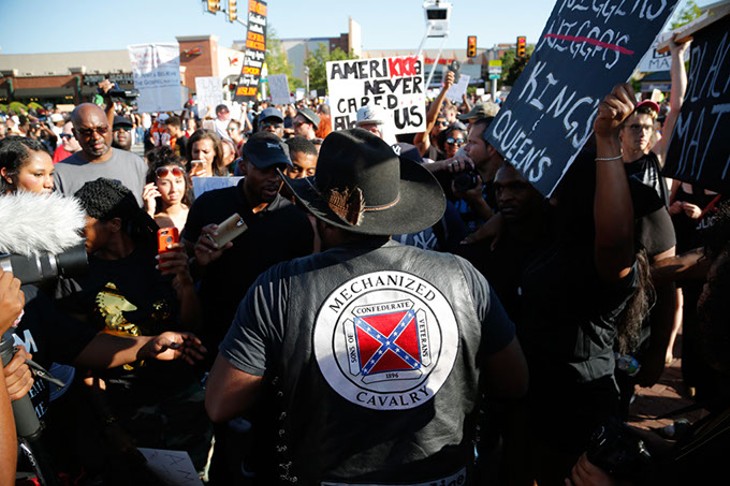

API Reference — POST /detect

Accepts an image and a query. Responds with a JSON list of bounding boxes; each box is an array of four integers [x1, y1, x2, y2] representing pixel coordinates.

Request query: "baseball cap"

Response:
[[258, 107, 284, 124], [635, 100, 660, 113], [242, 132, 292, 169], [297, 107, 320, 130], [113, 115, 133, 130], [457, 101, 500, 121]]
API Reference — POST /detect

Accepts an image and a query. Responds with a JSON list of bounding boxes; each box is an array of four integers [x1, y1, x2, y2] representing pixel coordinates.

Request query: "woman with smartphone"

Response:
[[143, 146, 194, 232], [186, 129, 227, 177]]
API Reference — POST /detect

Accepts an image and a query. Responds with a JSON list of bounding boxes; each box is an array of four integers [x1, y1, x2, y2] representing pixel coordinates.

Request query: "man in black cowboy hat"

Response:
[[205, 128, 528, 484]]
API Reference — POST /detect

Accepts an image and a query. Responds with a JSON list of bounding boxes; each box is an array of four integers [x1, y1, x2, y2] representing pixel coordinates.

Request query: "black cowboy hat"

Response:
[[282, 129, 445, 236]]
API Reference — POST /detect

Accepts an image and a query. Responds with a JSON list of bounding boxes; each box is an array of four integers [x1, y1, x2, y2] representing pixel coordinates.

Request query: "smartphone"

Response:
[[157, 227, 180, 254], [211, 213, 248, 246], [448, 60, 461, 84]]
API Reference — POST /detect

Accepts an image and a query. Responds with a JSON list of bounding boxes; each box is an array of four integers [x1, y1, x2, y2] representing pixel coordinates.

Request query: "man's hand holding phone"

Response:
[[194, 214, 248, 267]]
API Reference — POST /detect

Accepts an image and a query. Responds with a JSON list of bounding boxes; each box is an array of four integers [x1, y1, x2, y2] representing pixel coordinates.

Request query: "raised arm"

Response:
[[654, 36, 691, 165], [594, 84, 636, 282], [413, 70, 455, 156]]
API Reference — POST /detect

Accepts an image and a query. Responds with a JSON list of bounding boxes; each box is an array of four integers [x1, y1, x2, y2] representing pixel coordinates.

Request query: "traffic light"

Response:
[[228, 0, 237, 22], [516, 36, 526, 58], [467, 35, 477, 58], [207, 0, 220, 13]]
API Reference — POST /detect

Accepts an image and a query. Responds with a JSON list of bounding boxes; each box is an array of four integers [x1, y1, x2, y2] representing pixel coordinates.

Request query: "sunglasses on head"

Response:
[[446, 137, 464, 145], [155, 166, 185, 178]]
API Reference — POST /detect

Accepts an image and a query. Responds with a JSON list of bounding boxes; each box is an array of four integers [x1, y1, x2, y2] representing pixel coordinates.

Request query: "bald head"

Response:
[[71, 103, 112, 161]]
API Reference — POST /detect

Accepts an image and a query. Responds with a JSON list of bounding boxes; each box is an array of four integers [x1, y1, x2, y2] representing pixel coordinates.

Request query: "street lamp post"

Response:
[[304, 66, 310, 99]]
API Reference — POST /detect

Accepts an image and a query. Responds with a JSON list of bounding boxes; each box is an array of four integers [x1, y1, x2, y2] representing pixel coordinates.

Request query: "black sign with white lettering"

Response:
[[663, 17, 730, 194], [485, 0, 679, 196]]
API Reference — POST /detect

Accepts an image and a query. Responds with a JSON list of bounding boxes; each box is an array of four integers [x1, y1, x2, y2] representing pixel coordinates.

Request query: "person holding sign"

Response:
[[614, 38, 691, 407], [470, 83, 643, 484]]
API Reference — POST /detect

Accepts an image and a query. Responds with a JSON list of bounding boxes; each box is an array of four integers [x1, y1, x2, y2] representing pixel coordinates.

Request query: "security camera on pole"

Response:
[[417, 0, 453, 89]]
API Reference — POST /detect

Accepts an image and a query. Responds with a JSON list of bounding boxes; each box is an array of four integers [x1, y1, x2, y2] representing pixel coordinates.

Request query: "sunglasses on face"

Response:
[[59, 133, 74, 140], [437, 120, 449, 127], [155, 166, 185, 178], [76, 126, 110, 137], [446, 137, 464, 146]]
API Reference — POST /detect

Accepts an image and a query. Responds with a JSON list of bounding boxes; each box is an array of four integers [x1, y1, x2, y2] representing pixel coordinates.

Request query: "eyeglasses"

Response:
[[155, 166, 185, 178], [626, 124, 654, 133], [446, 137, 465, 146], [59, 133, 74, 140], [76, 126, 110, 137]]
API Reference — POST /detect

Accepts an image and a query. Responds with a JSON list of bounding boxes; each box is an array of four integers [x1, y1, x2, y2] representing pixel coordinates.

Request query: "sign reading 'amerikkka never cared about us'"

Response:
[[233, 0, 267, 102], [663, 16, 730, 194], [327, 56, 427, 135], [485, 0, 679, 196]]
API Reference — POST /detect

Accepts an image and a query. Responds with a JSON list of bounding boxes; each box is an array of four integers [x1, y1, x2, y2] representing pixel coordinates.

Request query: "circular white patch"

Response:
[[314, 270, 458, 410]]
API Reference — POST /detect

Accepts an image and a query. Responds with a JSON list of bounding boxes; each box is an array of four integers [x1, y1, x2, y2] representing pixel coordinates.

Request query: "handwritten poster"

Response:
[[327, 55, 427, 134], [485, 0, 680, 196], [268, 74, 291, 105], [128, 43, 183, 113], [137, 448, 202, 486], [195, 76, 223, 117], [663, 16, 730, 193]]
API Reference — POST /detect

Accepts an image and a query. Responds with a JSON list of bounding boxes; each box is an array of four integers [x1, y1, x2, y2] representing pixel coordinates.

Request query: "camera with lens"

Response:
[[586, 417, 652, 479], [99, 82, 139, 102], [452, 169, 480, 193], [0, 244, 88, 285]]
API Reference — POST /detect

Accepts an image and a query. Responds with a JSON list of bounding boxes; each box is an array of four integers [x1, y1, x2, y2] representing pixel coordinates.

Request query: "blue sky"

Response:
[[0, 0, 712, 54]]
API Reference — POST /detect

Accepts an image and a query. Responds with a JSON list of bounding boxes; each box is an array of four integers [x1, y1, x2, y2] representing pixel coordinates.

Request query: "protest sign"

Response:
[[637, 33, 673, 72], [663, 15, 730, 194], [195, 76, 223, 118], [446, 74, 470, 103], [327, 55, 426, 134], [485, 0, 679, 196], [138, 448, 202, 486], [268, 74, 291, 105], [233, 0, 267, 102], [128, 43, 183, 113]]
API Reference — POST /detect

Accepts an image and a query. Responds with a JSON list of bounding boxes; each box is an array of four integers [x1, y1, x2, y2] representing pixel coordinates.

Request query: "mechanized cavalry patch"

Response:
[[314, 270, 458, 410]]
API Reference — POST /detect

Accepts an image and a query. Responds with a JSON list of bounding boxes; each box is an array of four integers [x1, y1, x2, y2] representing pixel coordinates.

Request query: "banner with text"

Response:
[[663, 17, 730, 194], [128, 43, 183, 113], [327, 56, 427, 134], [233, 0, 267, 102], [485, 0, 679, 196], [268, 74, 291, 105]]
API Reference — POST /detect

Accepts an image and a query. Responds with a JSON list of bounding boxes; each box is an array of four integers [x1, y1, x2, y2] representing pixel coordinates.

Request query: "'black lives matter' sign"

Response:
[[663, 16, 730, 194], [233, 0, 267, 103], [486, 0, 679, 196]]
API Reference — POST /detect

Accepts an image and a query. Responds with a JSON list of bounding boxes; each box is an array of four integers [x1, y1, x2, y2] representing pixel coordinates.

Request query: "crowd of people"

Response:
[[0, 32, 728, 486]]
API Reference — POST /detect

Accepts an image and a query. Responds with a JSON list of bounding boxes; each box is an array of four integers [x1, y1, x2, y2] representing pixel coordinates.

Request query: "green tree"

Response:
[[670, 0, 702, 29], [304, 45, 355, 94], [265, 26, 299, 86], [500, 44, 534, 87]]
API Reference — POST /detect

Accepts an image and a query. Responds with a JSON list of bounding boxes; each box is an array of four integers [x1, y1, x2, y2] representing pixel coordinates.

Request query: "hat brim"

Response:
[[283, 158, 446, 236]]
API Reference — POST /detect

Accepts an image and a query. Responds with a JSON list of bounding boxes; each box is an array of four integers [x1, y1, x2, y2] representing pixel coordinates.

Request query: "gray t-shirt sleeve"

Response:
[[456, 257, 516, 355], [219, 265, 289, 376]]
